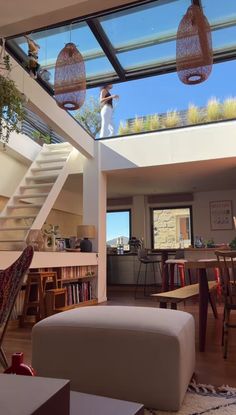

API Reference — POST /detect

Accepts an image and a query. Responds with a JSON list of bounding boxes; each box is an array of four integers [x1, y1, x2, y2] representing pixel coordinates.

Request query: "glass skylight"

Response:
[[7, 0, 236, 139], [12, 21, 117, 87], [9, 0, 236, 89], [98, 0, 190, 67]]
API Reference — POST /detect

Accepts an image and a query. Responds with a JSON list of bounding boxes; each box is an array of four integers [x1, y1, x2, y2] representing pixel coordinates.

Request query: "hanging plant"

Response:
[[0, 42, 25, 143]]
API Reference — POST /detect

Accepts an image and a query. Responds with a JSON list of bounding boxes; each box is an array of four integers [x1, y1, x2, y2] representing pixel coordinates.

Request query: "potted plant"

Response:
[[132, 116, 144, 133], [187, 104, 202, 125], [145, 114, 160, 131], [222, 97, 236, 120], [118, 121, 130, 135], [162, 110, 180, 128], [206, 98, 222, 122], [32, 130, 51, 145], [0, 54, 25, 143], [43, 224, 60, 251]]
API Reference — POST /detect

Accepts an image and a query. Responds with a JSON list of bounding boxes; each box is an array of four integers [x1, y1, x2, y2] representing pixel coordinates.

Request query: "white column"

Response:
[[83, 144, 107, 302], [132, 195, 146, 243]]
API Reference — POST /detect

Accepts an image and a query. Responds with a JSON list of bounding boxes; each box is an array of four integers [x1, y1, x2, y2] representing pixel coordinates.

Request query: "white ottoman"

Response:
[[32, 306, 195, 411]]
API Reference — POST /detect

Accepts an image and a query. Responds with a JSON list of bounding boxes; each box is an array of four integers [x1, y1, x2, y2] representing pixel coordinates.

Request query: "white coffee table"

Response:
[[70, 391, 144, 415]]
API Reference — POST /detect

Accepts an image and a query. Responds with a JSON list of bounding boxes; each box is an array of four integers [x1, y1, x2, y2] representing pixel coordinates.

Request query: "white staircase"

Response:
[[0, 142, 75, 250]]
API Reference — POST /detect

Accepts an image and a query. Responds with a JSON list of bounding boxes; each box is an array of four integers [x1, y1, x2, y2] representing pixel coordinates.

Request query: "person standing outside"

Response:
[[99, 84, 119, 138]]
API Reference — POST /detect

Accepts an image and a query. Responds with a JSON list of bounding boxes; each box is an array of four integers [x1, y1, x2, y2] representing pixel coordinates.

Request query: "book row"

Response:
[[64, 281, 92, 305], [36, 266, 97, 280]]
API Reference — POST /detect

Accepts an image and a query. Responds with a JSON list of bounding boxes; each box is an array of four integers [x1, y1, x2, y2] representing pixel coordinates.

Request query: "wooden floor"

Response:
[[2, 287, 236, 387]]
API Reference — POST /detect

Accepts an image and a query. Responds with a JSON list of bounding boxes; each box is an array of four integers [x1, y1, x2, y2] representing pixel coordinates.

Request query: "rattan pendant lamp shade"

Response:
[[54, 42, 86, 110], [176, 4, 213, 85]]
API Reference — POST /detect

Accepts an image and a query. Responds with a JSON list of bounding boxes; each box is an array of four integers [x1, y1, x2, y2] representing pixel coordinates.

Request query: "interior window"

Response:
[[151, 206, 192, 249], [106, 210, 131, 250]]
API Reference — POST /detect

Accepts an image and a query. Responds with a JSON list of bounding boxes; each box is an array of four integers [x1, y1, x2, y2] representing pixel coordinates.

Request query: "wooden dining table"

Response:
[[186, 259, 221, 352], [162, 258, 220, 352]]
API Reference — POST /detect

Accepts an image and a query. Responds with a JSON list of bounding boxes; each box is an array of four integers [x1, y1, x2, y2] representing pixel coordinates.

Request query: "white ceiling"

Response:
[[64, 157, 236, 198]]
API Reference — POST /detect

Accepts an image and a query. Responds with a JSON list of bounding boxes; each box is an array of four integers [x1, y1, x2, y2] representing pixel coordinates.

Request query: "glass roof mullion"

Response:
[[87, 18, 126, 82]]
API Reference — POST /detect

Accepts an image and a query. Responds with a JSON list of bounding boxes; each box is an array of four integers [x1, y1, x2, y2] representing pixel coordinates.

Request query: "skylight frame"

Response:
[[6, 0, 236, 90]]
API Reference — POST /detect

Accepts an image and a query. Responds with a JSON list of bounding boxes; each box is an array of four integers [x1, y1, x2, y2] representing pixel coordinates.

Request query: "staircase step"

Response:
[[14, 193, 48, 199], [20, 183, 54, 189], [8, 203, 43, 209], [31, 165, 64, 172], [0, 227, 29, 231], [0, 215, 36, 220], [41, 150, 71, 156], [37, 157, 68, 164], [44, 142, 71, 148], [26, 174, 58, 181]]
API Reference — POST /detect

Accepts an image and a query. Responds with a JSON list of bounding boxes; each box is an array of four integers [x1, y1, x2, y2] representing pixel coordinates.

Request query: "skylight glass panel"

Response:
[[212, 26, 236, 53], [13, 21, 116, 86], [117, 40, 176, 71], [98, 0, 190, 55], [202, 0, 236, 25]]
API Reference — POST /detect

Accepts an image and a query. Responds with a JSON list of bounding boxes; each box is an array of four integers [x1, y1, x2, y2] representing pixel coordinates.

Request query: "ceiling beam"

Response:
[[87, 18, 126, 82]]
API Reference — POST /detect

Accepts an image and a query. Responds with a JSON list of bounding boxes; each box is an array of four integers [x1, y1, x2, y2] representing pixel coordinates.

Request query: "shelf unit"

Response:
[[43, 265, 98, 315], [1, 252, 99, 324]]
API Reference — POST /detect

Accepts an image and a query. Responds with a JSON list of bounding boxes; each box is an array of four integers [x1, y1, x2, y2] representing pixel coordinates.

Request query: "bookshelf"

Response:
[[44, 265, 98, 316], [1, 252, 99, 324]]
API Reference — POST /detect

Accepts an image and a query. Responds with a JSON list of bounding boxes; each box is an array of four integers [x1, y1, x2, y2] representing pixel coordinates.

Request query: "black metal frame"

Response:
[[150, 205, 194, 249], [5, 0, 236, 90], [87, 18, 126, 82]]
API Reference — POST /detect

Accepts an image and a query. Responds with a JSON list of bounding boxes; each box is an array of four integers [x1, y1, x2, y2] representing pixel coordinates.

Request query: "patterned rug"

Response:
[[144, 381, 236, 414]]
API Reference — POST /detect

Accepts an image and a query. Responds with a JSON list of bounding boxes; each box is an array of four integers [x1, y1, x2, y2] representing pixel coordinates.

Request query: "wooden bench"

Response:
[[152, 281, 218, 314]]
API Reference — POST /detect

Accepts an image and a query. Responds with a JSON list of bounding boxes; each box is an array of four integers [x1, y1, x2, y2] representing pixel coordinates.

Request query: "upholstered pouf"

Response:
[[32, 306, 195, 411]]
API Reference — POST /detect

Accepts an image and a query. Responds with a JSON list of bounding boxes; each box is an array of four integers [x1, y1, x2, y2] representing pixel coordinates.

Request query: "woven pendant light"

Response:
[[54, 42, 86, 110], [176, 4, 213, 85]]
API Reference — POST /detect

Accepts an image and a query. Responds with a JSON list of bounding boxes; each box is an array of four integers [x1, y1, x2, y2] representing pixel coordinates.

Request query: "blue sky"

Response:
[[107, 211, 130, 242], [84, 59, 236, 136], [90, 58, 236, 241]]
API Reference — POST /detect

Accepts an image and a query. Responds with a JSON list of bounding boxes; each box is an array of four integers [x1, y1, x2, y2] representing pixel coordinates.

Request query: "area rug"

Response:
[[144, 381, 236, 414]]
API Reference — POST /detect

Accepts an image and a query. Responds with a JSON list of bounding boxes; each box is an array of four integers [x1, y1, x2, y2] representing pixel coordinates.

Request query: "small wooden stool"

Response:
[[45, 288, 76, 316], [20, 271, 58, 326]]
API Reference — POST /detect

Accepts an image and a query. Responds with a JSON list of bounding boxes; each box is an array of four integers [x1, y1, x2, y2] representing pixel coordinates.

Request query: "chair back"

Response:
[[0, 246, 34, 326], [175, 249, 185, 259], [215, 250, 236, 307], [137, 248, 148, 261]]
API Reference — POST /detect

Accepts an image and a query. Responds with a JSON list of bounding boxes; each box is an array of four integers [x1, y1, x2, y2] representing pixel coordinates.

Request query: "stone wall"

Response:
[[153, 208, 190, 248]]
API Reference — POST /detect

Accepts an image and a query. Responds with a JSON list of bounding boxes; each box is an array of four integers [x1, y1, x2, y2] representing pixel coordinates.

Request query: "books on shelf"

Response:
[[64, 281, 92, 305], [13, 265, 97, 320], [37, 265, 96, 280]]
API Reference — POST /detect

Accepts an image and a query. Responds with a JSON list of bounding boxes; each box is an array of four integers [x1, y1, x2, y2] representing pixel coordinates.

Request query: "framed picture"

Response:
[[210, 200, 233, 230]]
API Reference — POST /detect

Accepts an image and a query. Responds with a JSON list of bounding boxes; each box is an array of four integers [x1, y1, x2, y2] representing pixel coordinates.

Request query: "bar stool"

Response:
[[165, 259, 192, 290], [20, 271, 58, 326], [164, 250, 192, 290], [135, 249, 162, 298]]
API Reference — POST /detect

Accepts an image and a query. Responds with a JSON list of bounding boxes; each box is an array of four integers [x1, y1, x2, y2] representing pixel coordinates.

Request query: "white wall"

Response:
[[100, 121, 236, 172], [193, 190, 236, 245], [0, 151, 28, 197], [108, 188, 236, 248], [54, 188, 83, 216]]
